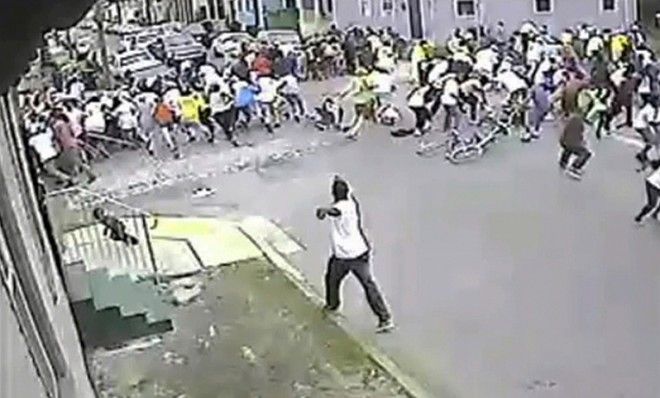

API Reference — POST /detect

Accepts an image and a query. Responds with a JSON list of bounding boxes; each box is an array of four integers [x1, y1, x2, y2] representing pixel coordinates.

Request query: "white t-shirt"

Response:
[[115, 101, 138, 130], [371, 71, 394, 95], [69, 81, 85, 100], [278, 75, 300, 95], [586, 36, 604, 57], [520, 22, 537, 35], [84, 101, 106, 133], [441, 78, 459, 106], [634, 104, 658, 130], [497, 70, 527, 94], [163, 88, 182, 115], [407, 86, 429, 108], [475, 49, 497, 74], [427, 60, 450, 84], [330, 197, 369, 259], [256, 76, 278, 103], [29, 129, 59, 162]]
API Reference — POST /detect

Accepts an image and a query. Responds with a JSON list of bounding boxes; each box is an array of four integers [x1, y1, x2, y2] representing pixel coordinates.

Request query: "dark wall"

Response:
[[0, 0, 96, 93]]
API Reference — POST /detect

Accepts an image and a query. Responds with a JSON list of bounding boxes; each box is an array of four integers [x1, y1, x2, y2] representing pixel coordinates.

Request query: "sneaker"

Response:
[[87, 175, 97, 184], [531, 132, 541, 140], [376, 318, 395, 334], [565, 168, 582, 180], [322, 305, 340, 317]]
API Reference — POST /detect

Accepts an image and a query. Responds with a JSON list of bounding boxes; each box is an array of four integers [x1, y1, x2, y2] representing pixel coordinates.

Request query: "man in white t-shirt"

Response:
[[28, 127, 74, 186], [316, 176, 393, 333], [634, 158, 660, 224]]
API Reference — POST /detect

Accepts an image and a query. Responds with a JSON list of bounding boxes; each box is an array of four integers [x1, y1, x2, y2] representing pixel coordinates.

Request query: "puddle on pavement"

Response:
[[89, 260, 408, 398]]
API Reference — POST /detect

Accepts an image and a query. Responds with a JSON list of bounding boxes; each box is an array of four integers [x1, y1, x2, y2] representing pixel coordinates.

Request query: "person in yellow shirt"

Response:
[[178, 89, 211, 143], [610, 33, 629, 63]]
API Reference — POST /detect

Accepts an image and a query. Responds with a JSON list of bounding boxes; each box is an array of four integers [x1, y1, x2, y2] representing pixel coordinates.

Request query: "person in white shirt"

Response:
[[316, 176, 394, 333], [586, 34, 604, 60], [28, 126, 74, 186], [475, 46, 498, 81], [277, 73, 306, 123], [633, 96, 659, 168], [135, 91, 166, 156], [67, 76, 86, 102], [634, 158, 660, 224], [113, 98, 139, 142], [438, 74, 460, 131], [255, 74, 279, 134], [83, 97, 106, 135]]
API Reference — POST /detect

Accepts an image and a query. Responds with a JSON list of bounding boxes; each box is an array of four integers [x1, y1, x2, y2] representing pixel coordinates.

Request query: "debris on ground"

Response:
[[162, 351, 187, 366], [191, 186, 216, 199], [169, 277, 203, 305], [525, 379, 558, 391], [240, 345, 258, 365]]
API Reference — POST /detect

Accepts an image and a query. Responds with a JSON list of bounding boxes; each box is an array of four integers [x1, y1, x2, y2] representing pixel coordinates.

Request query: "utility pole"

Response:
[[94, 1, 112, 89]]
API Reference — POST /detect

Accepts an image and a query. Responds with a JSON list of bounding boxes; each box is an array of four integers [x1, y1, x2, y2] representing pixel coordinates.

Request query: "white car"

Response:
[[256, 29, 301, 55], [110, 49, 166, 78], [211, 32, 254, 58]]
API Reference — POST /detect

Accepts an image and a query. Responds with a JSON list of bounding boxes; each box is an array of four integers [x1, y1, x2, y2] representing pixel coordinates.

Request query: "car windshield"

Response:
[[262, 32, 299, 43], [166, 36, 194, 47], [120, 53, 152, 66], [137, 33, 158, 43], [221, 34, 250, 43]]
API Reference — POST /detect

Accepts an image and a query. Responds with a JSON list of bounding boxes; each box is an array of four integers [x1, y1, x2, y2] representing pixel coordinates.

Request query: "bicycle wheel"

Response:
[[448, 145, 482, 164]]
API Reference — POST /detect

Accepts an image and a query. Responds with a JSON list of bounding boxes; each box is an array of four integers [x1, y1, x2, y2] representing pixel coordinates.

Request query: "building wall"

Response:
[[0, 91, 95, 398], [334, 0, 636, 41], [0, 285, 49, 398]]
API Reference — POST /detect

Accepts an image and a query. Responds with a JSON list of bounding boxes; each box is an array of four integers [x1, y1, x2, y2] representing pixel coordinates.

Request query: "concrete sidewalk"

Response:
[[89, 261, 410, 398]]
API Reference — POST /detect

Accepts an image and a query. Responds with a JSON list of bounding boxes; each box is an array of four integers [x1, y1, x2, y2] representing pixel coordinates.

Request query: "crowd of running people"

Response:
[[19, 20, 660, 223]]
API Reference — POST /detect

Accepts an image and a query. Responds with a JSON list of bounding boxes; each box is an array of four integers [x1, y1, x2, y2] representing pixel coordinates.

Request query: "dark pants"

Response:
[[635, 181, 660, 221], [593, 111, 608, 140], [606, 102, 633, 130], [212, 108, 237, 141], [325, 252, 390, 322], [559, 145, 592, 170], [411, 106, 431, 132]]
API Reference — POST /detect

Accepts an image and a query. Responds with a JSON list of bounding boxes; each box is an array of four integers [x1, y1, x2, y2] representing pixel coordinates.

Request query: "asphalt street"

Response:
[[90, 75, 660, 397]]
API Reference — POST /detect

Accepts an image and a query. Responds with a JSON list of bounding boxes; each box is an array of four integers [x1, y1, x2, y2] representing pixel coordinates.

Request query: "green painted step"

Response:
[[132, 280, 172, 324], [87, 268, 171, 325], [64, 261, 92, 302], [88, 268, 115, 312]]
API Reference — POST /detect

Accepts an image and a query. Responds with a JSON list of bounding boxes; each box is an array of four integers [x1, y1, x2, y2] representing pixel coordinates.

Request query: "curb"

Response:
[[236, 226, 434, 398]]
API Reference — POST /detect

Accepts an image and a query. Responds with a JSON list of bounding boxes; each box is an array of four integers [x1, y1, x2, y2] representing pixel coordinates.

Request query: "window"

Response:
[[382, 0, 393, 15], [601, 0, 616, 12], [455, 0, 475, 17], [534, 0, 553, 13]]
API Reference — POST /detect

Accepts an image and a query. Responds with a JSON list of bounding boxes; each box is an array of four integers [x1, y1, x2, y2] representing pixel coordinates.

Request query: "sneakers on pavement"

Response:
[[565, 168, 583, 180], [376, 318, 395, 334]]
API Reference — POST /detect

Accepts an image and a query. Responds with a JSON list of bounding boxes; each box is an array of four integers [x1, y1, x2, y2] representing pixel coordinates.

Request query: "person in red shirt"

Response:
[[51, 111, 96, 184], [251, 50, 273, 78]]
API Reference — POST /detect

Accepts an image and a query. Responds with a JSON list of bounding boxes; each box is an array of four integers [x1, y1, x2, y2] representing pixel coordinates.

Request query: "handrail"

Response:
[[46, 186, 153, 218]]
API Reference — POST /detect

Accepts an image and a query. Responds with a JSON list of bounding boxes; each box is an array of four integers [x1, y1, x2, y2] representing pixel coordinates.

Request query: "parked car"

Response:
[[147, 34, 207, 66], [211, 32, 254, 58], [181, 22, 208, 48], [256, 29, 301, 55], [106, 23, 142, 37], [110, 49, 166, 79]]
